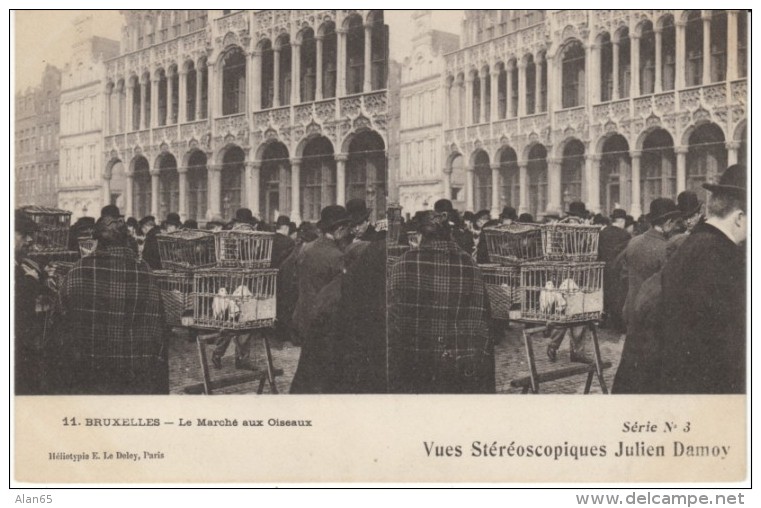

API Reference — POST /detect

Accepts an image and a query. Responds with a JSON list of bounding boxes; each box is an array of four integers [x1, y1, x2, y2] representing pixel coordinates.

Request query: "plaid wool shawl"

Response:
[[388, 239, 493, 393], [52, 246, 165, 391]]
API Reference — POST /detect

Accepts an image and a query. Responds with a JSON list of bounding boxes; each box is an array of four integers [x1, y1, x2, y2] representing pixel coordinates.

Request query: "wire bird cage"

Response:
[[483, 223, 544, 264], [78, 238, 98, 257], [215, 230, 274, 268], [519, 261, 604, 324], [193, 269, 278, 330], [44, 261, 75, 292], [157, 230, 217, 270], [21, 206, 72, 251], [541, 223, 602, 261], [479, 263, 521, 321], [154, 270, 194, 326]]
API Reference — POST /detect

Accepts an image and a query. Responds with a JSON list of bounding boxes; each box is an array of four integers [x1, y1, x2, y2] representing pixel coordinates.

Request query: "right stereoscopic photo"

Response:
[[385, 9, 747, 395]]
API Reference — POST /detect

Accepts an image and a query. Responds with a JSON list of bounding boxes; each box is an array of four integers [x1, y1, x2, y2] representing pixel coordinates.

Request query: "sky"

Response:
[[14, 10, 123, 93], [14, 9, 465, 92]]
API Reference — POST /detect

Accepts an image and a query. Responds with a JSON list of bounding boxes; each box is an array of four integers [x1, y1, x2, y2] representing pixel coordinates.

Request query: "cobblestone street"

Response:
[[169, 324, 624, 395]]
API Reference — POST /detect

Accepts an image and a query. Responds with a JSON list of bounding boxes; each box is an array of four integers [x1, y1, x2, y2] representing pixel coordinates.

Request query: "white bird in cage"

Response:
[[230, 284, 252, 321], [212, 287, 229, 320], [539, 280, 556, 314]]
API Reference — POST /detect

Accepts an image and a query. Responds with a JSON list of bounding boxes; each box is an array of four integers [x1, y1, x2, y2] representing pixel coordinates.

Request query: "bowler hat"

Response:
[[15, 210, 38, 234], [518, 213, 534, 223], [276, 215, 291, 228], [100, 204, 123, 219], [499, 206, 518, 221], [676, 191, 702, 216], [703, 164, 746, 196], [346, 198, 371, 225], [165, 212, 182, 227], [317, 205, 351, 231], [567, 201, 588, 218], [647, 198, 682, 223], [611, 208, 627, 221], [463, 211, 476, 223], [434, 199, 454, 213], [474, 210, 491, 222], [234, 208, 258, 225]]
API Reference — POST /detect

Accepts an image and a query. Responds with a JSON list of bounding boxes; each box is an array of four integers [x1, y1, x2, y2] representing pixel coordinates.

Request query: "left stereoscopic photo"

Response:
[[14, 10, 390, 395]]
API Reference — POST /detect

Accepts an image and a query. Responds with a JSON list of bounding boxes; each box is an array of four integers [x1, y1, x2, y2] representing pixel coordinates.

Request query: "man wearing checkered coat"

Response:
[[388, 211, 495, 393]]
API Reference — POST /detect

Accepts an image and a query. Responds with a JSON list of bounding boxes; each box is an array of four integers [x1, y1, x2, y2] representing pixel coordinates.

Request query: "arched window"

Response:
[[185, 61, 197, 121], [221, 146, 245, 220], [300, 29, 317, 102], [301, 137, 334, 222], [499, 148, 519, 209], [640, 21, 656, 94], [260, 142, 291, 222], [562, 41, 585, 108], [710, 11, 727, 83], [600, 33, 613, 101], [277, 35, 292, 106], [687, 123, 727, 202], [222, 47, 246, 115], [561, 140, 584, 206], [473, 150, 491, 211], [369, 11, 387, 90], [686, 11, 703, 86], [132, 156, 151, 219], [260, 40, 274, 109], [472, 73, 481, 123], [186, 150, 208, 222], [347, 131, 386, 220], [346, 15, 364, 94], [527, 144, 548, 218], [600, 135, 631, 213], [641, 129, 676, 209], [738, 11, 747, 78], [158, 153, 179, 218], [321, 22, 337, 99], [496, 63, 507, 119], [660, 17, 676, 91]]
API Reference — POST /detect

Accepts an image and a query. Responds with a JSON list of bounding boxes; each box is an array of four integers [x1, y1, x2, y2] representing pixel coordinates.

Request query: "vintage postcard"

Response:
[[12, 8, 749, 486]]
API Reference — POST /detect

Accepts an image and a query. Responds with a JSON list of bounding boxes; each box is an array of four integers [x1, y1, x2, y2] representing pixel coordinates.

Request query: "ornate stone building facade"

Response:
[[58, 16, 121, 220], [15, 65, 61, 208], [396, 11, 459, 215], [396, 10, 747, 219], [103, 9, 388, 224]]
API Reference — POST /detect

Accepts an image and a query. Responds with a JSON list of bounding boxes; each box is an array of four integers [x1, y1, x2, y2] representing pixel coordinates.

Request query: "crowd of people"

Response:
[[14, 164, 746, 395]]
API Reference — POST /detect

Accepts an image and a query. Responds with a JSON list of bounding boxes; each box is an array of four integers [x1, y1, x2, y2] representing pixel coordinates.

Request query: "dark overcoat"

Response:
[[621, 228, 668, 325], [659, 223, 745, 394]]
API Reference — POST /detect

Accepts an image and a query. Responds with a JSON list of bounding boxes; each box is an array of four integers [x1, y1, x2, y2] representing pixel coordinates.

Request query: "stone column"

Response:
[[490, 163, 501, 217], [207, 63, 216, 119], [506, 63, 514, 117], [676, 146, 688, 193], [315, 36, 324, 100], [517, 61, 527, 117], [337, 28, 347, 96], [292, 41, 301, 105], [465, 166, 475, 212], [178, 166, 188, 220], [490, 70, 499, 121], [244, 161, 253, 213], [726, 141, 740, 165], [140, 78, 148, 130], [676, 21, 686, 90], [290, 158, 301, 223], [208, 164, 221, 218], [702, 12, 712, 84], [125, 171, 134, 217], [547, 157, 562, 210], [630, 34, 641, 98], [727, 11, 739, 80], [104, 87, 112, 136], [442, 168, 452, 200], [654, 27, 663, 93], [126, 81, 134, 131], [150, 169, 160, 216], [444, 80, 452, 129], [249, 161, 261, 216], [545, 54, 556, 113], [150, 76, 159, 128], [586, 42, 596, 106], [273, 47, 281, 107], [612, 41, 620, 100], [630, 150, 642, 218], [535, 54, 543, 112], [465, 75, 474, 124], [518, 162, 528, 214], [250, 50, 262, 111], [363, 23, 373, 92], [195, 63, 204, 119], [586, 154, 601, 213], [102, 173, 112, 207], [178, 69, 187, 123], [335, 153, 348, 206]]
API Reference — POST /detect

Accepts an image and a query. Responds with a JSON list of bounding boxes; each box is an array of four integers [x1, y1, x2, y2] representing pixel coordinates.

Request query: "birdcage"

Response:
[[519, 261, 604, 324], [21, 206, 72, 251], [154, 270, 194, 326], [157, 230, 217, 270], [479, 263, 521, 321], [27, 250, 80, 270], [78, 237, 98, 257], [540, 223, 601, 261], [44, 261, 75, 292], [214, 230, 274, 268], [482, 223, 544, 265], [192, 269, 278, 330]]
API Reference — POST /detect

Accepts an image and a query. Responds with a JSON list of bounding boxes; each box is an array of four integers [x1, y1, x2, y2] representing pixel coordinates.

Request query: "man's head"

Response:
[[647, 198, 681, 234], [234, 208, 258, 229], [704, 164, 747, 244], [317, 205, 351, 240], [610, 208, 627, 229], [677, 191, 703, 231], [100, 204, 123, 220], [164, 212, 182, 233], [500, 206, 518, 225], [346, 199, 371, 237], [567, 201, 589, 220], [474, 210, 491, 229], [417, 210, 451, 242], [276, 215, 291, 235], [462, 211, 476, 230], [138, 216, 156, 235], [125, 217, 139, 235], [93, 215, 129, 249], [15, 210, 37, 255]]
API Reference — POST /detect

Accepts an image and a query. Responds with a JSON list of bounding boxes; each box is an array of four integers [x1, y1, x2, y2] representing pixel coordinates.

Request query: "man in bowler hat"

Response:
[[660, 165, 747, 393], [598, 209, 632, 330]]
